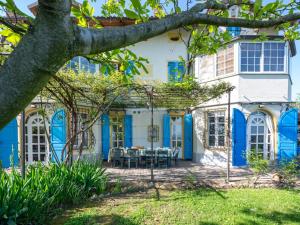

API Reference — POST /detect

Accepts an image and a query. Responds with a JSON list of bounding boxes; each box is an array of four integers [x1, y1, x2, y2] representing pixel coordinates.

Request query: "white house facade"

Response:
[[0, 6, 299, 168]]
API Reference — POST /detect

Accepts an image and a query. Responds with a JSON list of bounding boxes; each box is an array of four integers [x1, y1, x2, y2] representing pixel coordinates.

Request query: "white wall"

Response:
[[128, 29, 189, 82], [126, 108, 167, 148]]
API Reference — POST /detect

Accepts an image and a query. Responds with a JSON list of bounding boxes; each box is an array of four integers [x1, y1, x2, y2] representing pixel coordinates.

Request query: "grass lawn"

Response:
[[51, 188, 300, 225]]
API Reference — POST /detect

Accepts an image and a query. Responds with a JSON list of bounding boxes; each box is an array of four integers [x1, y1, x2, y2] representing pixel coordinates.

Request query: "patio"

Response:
[[105, 160, 258, 187]]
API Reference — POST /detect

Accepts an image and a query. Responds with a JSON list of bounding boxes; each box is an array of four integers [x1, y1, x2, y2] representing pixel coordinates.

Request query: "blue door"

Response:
[[101, 114, 110, 160], [278, 108, 298, 163], [0, 119, 18, 168], [51, 109, 67, 162], [163, 114, 171, 148], [124, 115, 133, 148], [232, 109, 247, 166], [184, 114, 193, 160]]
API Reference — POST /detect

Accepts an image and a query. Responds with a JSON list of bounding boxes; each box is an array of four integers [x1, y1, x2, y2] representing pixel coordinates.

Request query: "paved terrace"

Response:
[[104, 161, 261, 187]]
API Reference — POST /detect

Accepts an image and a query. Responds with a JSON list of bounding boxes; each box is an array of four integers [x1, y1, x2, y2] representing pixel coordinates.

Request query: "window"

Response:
[[74, 113, 89, 148], [168, 61, 185, 82], [264, 43, 285, 72], [207, 112, 225, 147], [217, 44, 234, 76], [240, 42, 286, 73], [171, 116, 183, 149], [148, 125, 159, 142], [67, 56, 97, 74], [247, 112, 274, 160], [111, 115, 124, 148], [240, 43, 262, 72], [226, 27, 241, 37]]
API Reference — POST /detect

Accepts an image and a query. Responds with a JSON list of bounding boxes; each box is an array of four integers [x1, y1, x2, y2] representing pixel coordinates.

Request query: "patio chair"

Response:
[[172, 148, 180, 166], [124, 149, 139, 168], [111, 148, 124, 167], [157, 150, 169, 168], [142, 149, 154, 168]]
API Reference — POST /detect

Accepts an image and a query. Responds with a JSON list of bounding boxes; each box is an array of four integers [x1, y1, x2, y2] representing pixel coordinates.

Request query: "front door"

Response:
[[247, 112, 273, 160], [26, 112, 49, 164], [170, 116, 183, 158]]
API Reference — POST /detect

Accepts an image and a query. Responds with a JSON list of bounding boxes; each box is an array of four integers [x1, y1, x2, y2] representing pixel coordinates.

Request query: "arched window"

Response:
[[247, 112, 274, 160], [25, 112, 49, 163]]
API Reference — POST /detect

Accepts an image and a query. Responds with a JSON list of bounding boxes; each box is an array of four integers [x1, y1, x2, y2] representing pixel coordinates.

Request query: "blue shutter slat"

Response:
[[0, 119, 18, 168], [51, 109, 67, 162], [163, 114, 171, 147], [278, 108, 298, 162], [124, 115, 133, 148], [178, 62, 185, 82], [232, 108, 247, 166], [101, 114, 110, 160], [184, 114, 193, 160]]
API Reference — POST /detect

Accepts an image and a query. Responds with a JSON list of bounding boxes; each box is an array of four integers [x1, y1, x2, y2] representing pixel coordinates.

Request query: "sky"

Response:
[[14, 0, 300, 100]]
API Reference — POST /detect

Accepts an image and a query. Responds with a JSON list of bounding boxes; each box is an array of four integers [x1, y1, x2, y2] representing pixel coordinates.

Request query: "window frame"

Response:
[[206, 111, 226, 149], [73, 112, 90, 150], [238, 41, 288, 74], [110, 114, 125, 148]]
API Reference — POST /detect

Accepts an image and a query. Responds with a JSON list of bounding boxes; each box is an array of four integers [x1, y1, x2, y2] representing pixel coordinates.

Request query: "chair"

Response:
[[143, 149, 155, 168], [111, 148, 124, 167], [124, 149, 139, 168], [172, 148, 180, 166], [157, 150, 169, 168]]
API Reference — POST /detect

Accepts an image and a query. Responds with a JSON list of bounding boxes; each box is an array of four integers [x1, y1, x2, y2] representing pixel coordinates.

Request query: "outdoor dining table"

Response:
[[108, 147, 174, 168]]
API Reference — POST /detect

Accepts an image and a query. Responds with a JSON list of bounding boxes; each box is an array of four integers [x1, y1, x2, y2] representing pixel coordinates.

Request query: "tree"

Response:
[[0, 0, 300, 128]]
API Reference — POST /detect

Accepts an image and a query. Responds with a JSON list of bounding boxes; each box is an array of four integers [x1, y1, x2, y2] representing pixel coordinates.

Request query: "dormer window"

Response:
[[240, 42, 287, 73]]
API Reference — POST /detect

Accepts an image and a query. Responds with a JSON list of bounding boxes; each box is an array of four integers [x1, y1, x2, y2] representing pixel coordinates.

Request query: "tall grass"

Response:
[[0, 161, 107, 225]]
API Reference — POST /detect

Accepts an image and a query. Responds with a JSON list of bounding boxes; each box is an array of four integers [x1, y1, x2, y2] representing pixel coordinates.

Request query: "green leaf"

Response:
[[131, 0, 142, 11], [124, 9, 139, 19]]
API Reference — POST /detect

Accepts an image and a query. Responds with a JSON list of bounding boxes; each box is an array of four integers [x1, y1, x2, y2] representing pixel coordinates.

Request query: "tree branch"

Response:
[[0, 17, 27, 34], [74, 7, 300, 55]]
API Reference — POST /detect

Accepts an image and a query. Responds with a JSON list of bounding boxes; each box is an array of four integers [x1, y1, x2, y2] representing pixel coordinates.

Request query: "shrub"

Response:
[[0, 161, 107, 225], [276, 159, 299, 185], [247, 150, 270, 176]]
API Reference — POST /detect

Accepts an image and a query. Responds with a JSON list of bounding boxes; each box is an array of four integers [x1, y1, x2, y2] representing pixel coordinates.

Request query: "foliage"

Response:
[[0, 161, 107, 225], [276, 159, 300, 185], [52, 188, 300, 225], [247, 150, 270, 176]]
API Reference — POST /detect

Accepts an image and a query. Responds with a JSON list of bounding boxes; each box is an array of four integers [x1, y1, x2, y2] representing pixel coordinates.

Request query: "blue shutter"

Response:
[[51, 109, 67, 162], [101, 114, 110, 160], [177, 62, 185, 82], [227, 27, 241, 37], [278, 108, 298, 162], [0, 119, 18, 168], [168, 62, 177, 82], [163, 114, 171, 147], [232, 108, 247, 166], [184, 114, 193, 160], [124, 115, 133, 148], [125, 61, 134, 76]]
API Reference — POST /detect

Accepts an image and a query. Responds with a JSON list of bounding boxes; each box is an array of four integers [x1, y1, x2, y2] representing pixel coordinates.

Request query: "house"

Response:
[[0, 3, 299, 168], [193, 6, 299, 167]]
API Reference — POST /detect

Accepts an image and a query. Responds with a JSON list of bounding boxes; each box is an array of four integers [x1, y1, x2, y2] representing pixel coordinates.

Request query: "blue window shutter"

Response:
[[168, 61, 185, 82], [124, 115, 133, 148], [101, 114, 110, 160], [125, 61, 134, 76], [51, 109, 67, 162], [184, 114, 193, 160], [278, 108, 298, 162], [232, 108, 247, 166], [168, 62, 177, 81], [163, 114, 171, 147], [227, 27, 241, 37], [0, 119, 18, 168]]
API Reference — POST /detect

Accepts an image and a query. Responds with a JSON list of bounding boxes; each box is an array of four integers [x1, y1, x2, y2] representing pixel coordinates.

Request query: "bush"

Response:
[[247, 150, 270, 176], [276, 159, 299, 185], [0, 161, 107, 225]]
